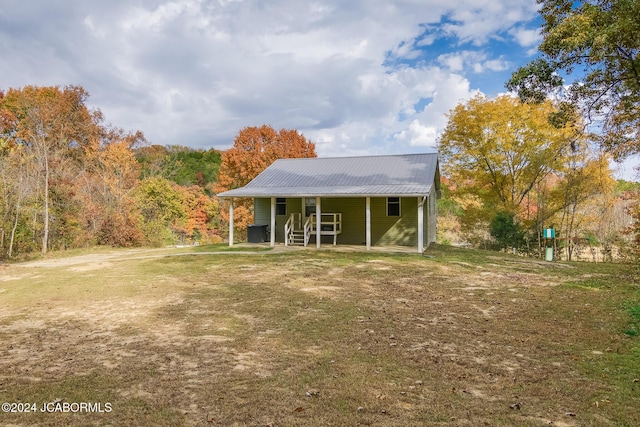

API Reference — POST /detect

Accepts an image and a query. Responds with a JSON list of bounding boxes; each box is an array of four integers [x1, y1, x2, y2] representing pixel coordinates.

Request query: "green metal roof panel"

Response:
[[217, 153, 439, 197]]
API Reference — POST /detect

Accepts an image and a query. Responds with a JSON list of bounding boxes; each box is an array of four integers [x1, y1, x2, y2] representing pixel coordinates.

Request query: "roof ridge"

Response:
[[275, 152, 437, 162]]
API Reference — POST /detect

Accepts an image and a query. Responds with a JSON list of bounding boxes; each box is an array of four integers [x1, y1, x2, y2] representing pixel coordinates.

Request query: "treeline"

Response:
[[0, 86, 224, 258], [0, 85, 317, 258]]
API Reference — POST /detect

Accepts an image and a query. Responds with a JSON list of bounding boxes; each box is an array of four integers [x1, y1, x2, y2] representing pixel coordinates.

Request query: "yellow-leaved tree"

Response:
[[438, 95, 578, 249]]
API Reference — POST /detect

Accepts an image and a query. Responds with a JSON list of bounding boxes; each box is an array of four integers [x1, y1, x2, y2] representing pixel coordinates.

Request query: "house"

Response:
[[217, 153, 441, 253]]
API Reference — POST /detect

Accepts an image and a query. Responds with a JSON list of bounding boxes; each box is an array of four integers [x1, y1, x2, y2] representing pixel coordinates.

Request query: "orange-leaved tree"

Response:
[[1, 85, 102, 253], [84, 134, 145, 247], [215, 125, 316, 240]]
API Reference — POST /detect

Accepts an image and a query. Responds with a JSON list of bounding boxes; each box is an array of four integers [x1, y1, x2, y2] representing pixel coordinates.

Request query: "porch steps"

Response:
[[288, 229, 306, 246]]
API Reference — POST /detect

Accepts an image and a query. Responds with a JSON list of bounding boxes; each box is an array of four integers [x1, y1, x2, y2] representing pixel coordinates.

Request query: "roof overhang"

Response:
[[217, 184, 434, 198]]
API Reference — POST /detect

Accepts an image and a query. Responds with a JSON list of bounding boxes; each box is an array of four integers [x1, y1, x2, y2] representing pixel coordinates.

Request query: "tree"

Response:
[[551, 145, 615, 260], [1, 86, 102, 253], [168, 146, 221, 187], [134, 176, 187, 246], [626, 193, 640, 255], [215, 125, 316, 192], [215, 125, 316, 239], [173, 185, 221, 244], [135, 144, 171, 179], [85, 138, 144, 247], [0, 86, 148, 256], [135, 145, 222, 187], [0, 144, 37, 257], [438, 95, 575, 217], [490, 211, 525, 251], [506, 0, 640, 160]]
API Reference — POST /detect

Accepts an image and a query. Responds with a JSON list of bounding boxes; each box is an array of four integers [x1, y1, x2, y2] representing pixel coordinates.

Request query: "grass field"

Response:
[[0, 244, 639, 426]]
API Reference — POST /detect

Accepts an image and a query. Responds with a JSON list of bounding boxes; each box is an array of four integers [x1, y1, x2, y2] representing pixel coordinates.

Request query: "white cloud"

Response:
[[394, 119, 438, 147], [440, 0, 539, 45], [509, 26, 542, 48], [438, 51, 509, 74], [476, 58, 510, 73], [0, 0, 540, 156]]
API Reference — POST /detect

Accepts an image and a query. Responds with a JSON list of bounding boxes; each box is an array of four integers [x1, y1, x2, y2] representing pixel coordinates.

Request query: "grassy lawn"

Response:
[[0, 244, 639, 426]]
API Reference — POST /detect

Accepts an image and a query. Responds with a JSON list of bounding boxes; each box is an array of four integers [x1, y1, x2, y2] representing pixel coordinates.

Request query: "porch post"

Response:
[[270, 197, 276, 247], [417, 196, 424, 253], [229, 198, 234, 247], [316, 196, 321, 249], [365, 196, 371, 250]]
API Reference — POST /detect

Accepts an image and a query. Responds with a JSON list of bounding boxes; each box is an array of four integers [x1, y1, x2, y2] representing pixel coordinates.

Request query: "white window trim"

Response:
[[387, 197, 401, 217], [275, 197, 287, 216]]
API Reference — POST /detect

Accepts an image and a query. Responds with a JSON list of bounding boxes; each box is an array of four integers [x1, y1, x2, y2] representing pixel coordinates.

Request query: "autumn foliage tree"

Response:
[[0, 85, 147, 256], [504, 1, 640, 257], [439, 95, 575, 219], [438, 95, 617, 255], [0, 84, 227, 257], [216, 125, 316, 191], [87, 136, 145, 247], [215, 125, 316, 240], [1, 86, 103, 253]]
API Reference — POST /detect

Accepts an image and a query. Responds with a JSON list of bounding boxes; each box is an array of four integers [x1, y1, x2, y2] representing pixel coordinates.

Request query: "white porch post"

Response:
[[417, 196, 424, 253], [270, 197, 276, 247], [365, 196, 371, 250], [229, 198, 234, 247], [316, 196, 321, 249]]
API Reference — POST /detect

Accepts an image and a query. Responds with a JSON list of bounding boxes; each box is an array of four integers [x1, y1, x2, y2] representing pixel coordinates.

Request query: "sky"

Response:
[[0, 0, 637, 179]]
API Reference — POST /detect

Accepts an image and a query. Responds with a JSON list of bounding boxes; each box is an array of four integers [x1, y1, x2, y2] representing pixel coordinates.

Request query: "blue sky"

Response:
[[0, 0, 637, 179]]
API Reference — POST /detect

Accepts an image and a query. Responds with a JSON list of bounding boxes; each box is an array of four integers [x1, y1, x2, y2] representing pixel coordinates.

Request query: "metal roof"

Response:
[[217, 153, 440, 198]]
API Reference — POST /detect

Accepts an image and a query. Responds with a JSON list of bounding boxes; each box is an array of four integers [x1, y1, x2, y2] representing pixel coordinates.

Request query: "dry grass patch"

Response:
[[0, 245, 638, 426]]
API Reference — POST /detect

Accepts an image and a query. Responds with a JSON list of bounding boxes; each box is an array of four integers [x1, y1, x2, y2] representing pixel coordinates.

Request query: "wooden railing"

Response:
[[284, 213, 302, 246], [287, 212, 342, 246], [307, 213, 342, 245], [303, 216, 313, 246]]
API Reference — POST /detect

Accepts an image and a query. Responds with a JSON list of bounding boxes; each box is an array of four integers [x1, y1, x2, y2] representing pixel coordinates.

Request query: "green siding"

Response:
[[375, 197, 419, 246], [427, 193, 437, 244], [254, 198, 270, 225], [317, 198, 361, 244], [254, 198, 303, 242]]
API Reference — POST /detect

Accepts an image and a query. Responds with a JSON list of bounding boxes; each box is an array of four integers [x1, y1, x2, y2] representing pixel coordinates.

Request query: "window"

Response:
[[305, 198, 316, 216], [387, 197, 400, 216], [276, 198, 286, 215]]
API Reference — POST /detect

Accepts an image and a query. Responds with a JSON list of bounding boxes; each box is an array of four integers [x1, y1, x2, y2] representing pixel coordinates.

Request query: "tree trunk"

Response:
[[566, 203, 577, 261], [9, 200, 19, 258], [41, 149, 49, 254]]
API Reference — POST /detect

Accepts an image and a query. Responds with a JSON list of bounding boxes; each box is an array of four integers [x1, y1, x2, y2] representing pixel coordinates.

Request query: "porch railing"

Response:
[[284, 213, 302, 246], [307, 213, 342, 245]]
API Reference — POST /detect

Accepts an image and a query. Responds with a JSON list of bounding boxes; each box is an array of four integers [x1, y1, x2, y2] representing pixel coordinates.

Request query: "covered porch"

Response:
[[225, 195, 433, 254]]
